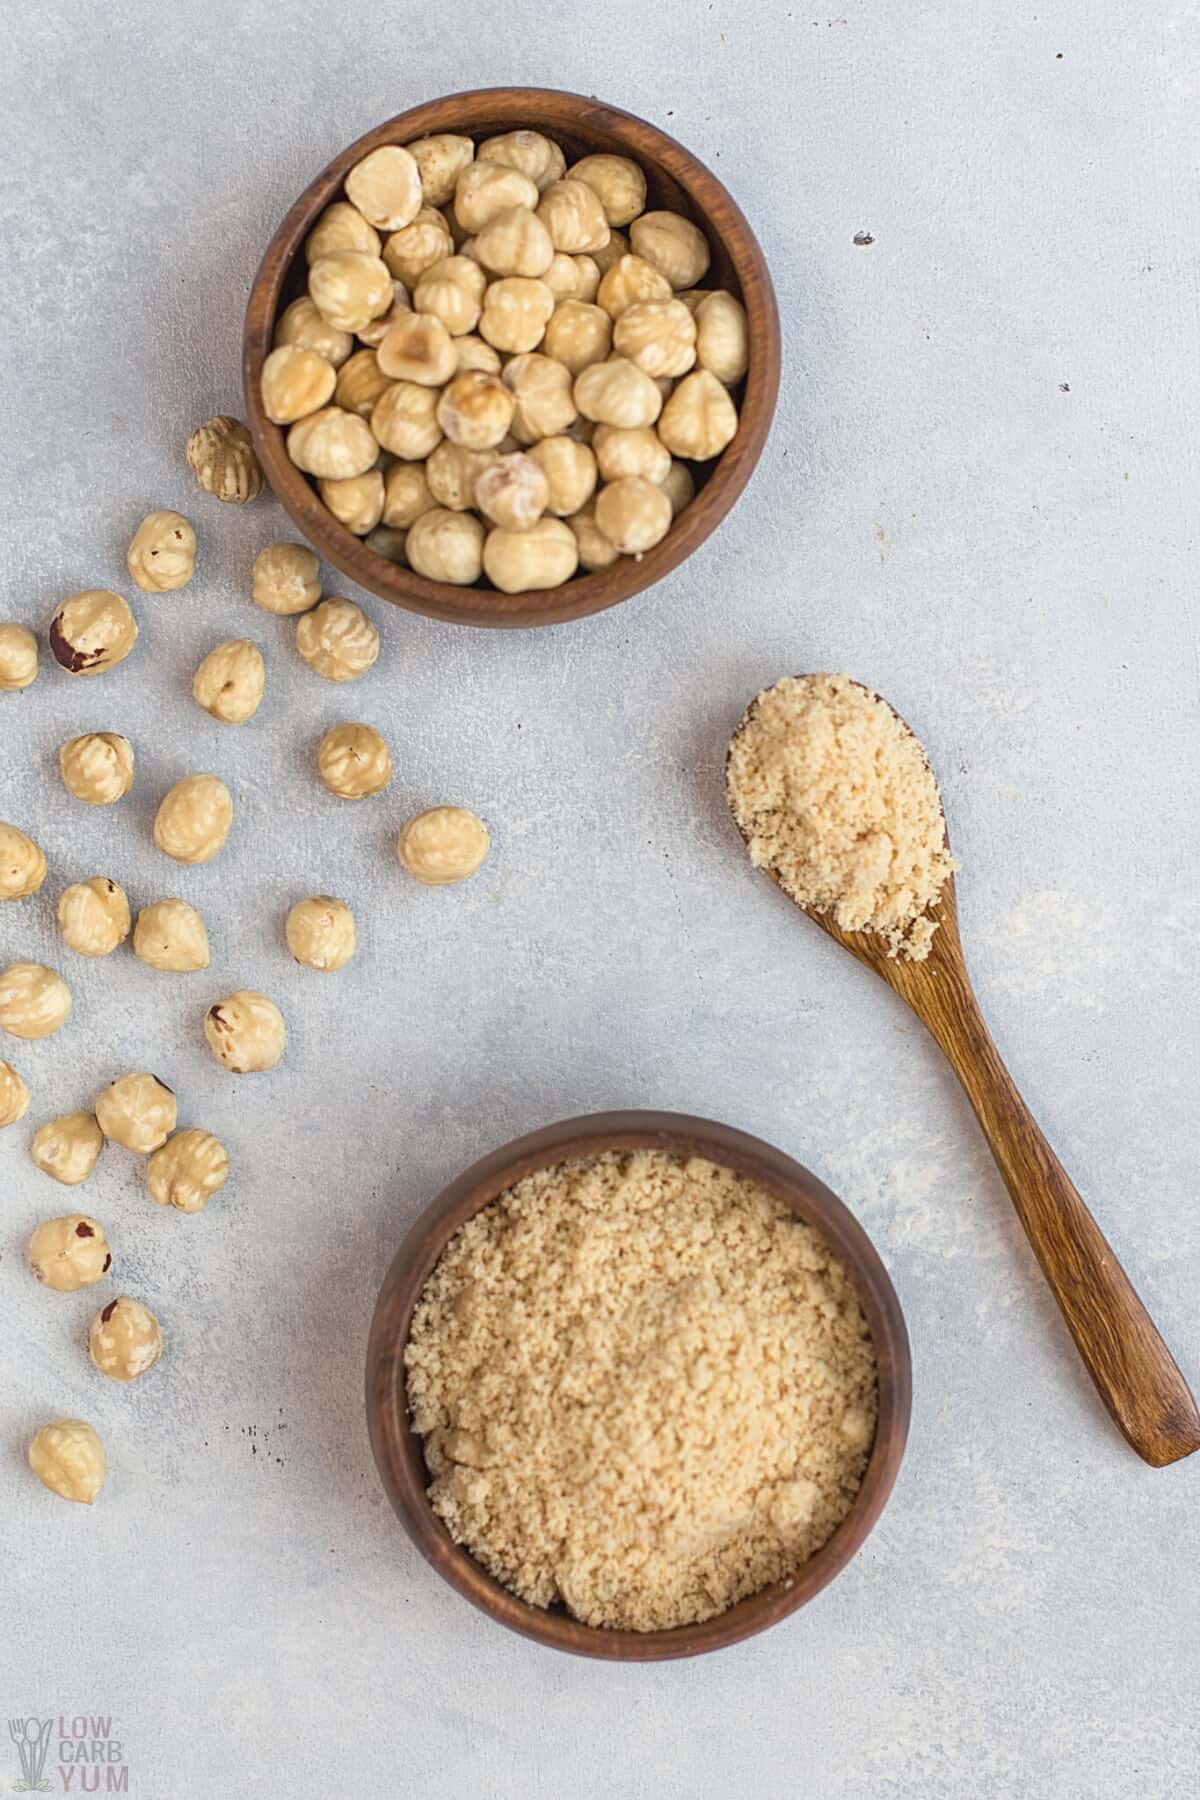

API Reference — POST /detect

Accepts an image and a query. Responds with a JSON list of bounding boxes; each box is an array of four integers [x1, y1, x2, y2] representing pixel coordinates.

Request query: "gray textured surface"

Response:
[[2, 1, 1198, 1795]]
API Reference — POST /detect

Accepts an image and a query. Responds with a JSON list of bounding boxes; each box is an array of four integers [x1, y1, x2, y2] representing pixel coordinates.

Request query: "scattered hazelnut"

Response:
[[475, 454, 550, 532], [318, 470, 385, 535], [542, 300, 612, 374], [318, 722, 392, 798], [455, 161, 539, 233], [595, 476, 673, 555], [346, 144, 422, 231], [0, 623, 38, 689], [406, 133, 475, 206], [191, 639, 266, 724], [478, 277, 555, 354], [153, 773, 234, 864], [28, 1420, 106, 1504], [613, 298, 697, 378], [147, 1129, 229, 1211], [477, 130, 565, 192], [295, 598, 379, 682], [596, 253, 673, 319], [58, 732, 135, 805], [95, 1072, 176, 1154], [57, 877, 131, 957], [0, 1059, 30, 1127], [0, 963, 71, 1040], [274, 296, 354, 367], [382, 461, 436, 528], [204, 990, 286, 1074], [383, 207, 455, 286], [630, 210, 711, 289], [592, 424, 671, 486], [309, 249, 394, 333], [0, 822, 47, 898], [49, 589, 138, 676], [483, 516, 579, 593], [31, 1112, 104, 1185], [695, 290, 749, 384], [286, 895, 357, 971], [305, 200, 381, 263], [528, 436, 598, 516], [574, 357, 663, 429], [370, 381, 444, 459], [398, 806, 490, 885], [132, 898, 210, 972], [503, 353, 577, 443], [377, 312, 457, 385], [186, 415, 263, 503], [412, 255, 486, 335], [126, 509, 197, 593], [657, 368, 739, 460], [260, 344, 337, 425], [568, 154, 647, 226], [252, 542, 321, 616], [287, 405, 379, 479], [406, 507, 485, 584], [437, 370, 516, 449], [89, 1296, 163, 1382], [426, 442, 497, 512], [28, 1213, 111, 1290], [568, 499, 621, 570]]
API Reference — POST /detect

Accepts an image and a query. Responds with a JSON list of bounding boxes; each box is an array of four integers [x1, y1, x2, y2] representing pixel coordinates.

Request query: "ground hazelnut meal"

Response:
[[727, 672, 958, 960], [405, 1150, 877, 1632]]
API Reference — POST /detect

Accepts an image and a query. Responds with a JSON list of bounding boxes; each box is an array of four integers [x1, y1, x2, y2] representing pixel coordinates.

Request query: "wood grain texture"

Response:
[[365, 1111, 911, 1661], [243, 88, 781, 629]]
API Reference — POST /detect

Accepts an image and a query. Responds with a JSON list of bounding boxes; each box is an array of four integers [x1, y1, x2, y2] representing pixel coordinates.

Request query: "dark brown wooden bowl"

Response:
[[243, 88, 781, 628], [366, 1110, 911, 1660]]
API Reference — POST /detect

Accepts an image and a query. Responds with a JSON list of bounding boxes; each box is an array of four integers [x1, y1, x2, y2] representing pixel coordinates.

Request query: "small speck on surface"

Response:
[[1059, 382, 1071, 391], [853, 231, 875, 246]]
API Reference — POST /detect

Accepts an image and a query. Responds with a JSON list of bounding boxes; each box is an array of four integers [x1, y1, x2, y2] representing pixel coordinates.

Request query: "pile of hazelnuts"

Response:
[[260, 128, 750, 593]]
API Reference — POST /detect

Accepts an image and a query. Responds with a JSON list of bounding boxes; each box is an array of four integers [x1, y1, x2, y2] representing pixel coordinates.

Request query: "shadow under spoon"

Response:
[[727, 682, 1200, 1468]]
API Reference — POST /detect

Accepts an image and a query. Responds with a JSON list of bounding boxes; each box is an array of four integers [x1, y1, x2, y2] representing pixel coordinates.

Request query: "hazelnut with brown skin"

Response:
[[186, 415, 263, 503], [49, 590, 138, 675]]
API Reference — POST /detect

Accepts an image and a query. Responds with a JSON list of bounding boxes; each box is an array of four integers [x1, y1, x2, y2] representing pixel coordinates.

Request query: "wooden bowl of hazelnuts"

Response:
[[242, 87, 780, 629]]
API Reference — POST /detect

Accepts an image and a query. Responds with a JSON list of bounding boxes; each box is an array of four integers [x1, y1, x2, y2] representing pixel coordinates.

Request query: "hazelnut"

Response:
[[0, 1059, 30, 1128], [274, 296, 354, 367], [147, 1128, 229, 1211], [0, 963, 71, 1040], [0, 822, 47, 898], [412, 255, 486, 335], [592, 424, 671, 486], [305, 200, 381, 264], [126, 509, 197, 593], [475, 204, 554, 279], [28, 1213, 110, 1290], [475, 454, 550, 532], [426, 442, 497, 511], [694, 290, 749, 384], [536, 178, 611, 255], [356, 283, 412, 347], [398, 806, 490, 885], [477, 131, 565, 192], [567, 154, 647, 227], [453, 334, 502, 375], [296, 598, 379, 682], [657, 368, 739, 460], [286, 895, 357, 971], [572, 254, 602, 301], [382, 461, 436, 528], [287, 405, 379, 478], [89, 1296, 163, 1382], [204, 990, 287, 1074], [455, 161, 539, 233], [252, 542, 321, 616], [260, 344, 337, 425], [57, 878, 131, 958], [543, 300, 613, 375], [153, 773, 234, 864], [95, 1072, 176, 1154], [406, 133, 475, 206], [58, 731, 134, 805], [31, 1112, 104, 1185], [0, 623, 38, 690], [192, 639, 265, 723], [596, 253, 672, 319], [478, 277, 555, 355], [406, 508, 485, 585], [574, 357, 662, 429], [503, 353, 577, 443], [568, 499, 620, 570], [49, 589, 138, 676], [383, 207, 455, 286], [318, 721, 392, 798], [528, 435, 598, 516], [437, 370, 516, 449], [133, 898, 210, 972], [660, 457, 696, 516], [319, 470, 385, 535], [370, 381, 443, 459], [186, 415, 263, 503], [377, 312, 457, 385], [595, 476, 673, 555], [345, 145, 423, 231], [28, 1420, 106, 1504], [544, 251, 585, 301], [309, 249, 393, 333], [630, 210, 711, 289], [365, 525, 408, 563], [591, 228, 630, 276], [334, 347, 392, 417], [483, 516, 579, 593], [612, 298, 697, 378]]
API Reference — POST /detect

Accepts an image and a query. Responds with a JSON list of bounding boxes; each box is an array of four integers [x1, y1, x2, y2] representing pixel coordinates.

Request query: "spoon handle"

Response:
[[922, 993, 1200, 1466]]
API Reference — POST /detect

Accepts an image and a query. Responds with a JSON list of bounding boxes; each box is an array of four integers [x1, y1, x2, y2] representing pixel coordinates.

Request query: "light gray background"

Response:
[[2, 1, 1197, 1795]]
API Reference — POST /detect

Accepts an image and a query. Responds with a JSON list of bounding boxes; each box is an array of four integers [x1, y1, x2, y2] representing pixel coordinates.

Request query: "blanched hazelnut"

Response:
[[694, 290, 749, 384], [57, 877, 131, 957], [377, 312, 457, 385], [503, 353, 577, 443], [50, 590, 137, 676], [383, 207, 454, 286], [253, 542, 321, 615], [528, 435, 598, 516], [569, 499, 620, 570], [413, 255, 486, 335], [28, 1420, 106, 1504], [154, 773, 233, 864], [0, 964, 71, 1040], [365, 525, 407, 563], [309, 249, 393, 333], [383, 461, 436, 527], [591, 228, 630, 275], [186, 415, 263, 503], [29, 1214, 110, 1290], [192, 639, 265, 723], [573, 254, 602, 300], [0, 822, 47, 898], [31, 1112, 103, 1185], [478, 130, 565, 192], [126, 509, 197, 593], [613, 298, 697, 378], [319, 470, 385, 535], [574, 357, 662, 428], [398, 806, 490, 885], [370, 381, 443, 459], [475, 205, 554, 278], [657, 368, 739, 460], [356, 282, 412, 347], [483, 516, 579, 593], [0, 1060, 29, 1127], [595, 476, 673, 555], [147, 1128, 229, 1211], [205, 989, 286, 1074], [596, 252, 672, 318], [406, 508, 485, 584], [287, 404, 379, 478], [543, 300, 613, 374], [475, 454, 549, 532], [345, 145, 422, 231], [406, 133, 474, 206], [592, 424, 671, 485], [319, 721, 392, 798], [133, 898, 210, 972], [660, 457, 696, 516], [0, 623, 37, 689], [286, 895, 357, 971], [274, 296, 354, 368], [478, 277, 555, 354], [89, 1296, 163, 1381], [568, 153, 647, 226], [296, 598, 379, 682], [437, 370, 516, 449], [426, 442, 497, 511], [537, 179, 611, 254], [544, 252, 583, 301], [455, 161, 539, 232], [305, 200, 381, 263], [630, 210, 710, 289], [58, 732, 134, 806], [260, 345, 336, 425], [453, 334, 502, 374], [95, 1072, 176, 1153]]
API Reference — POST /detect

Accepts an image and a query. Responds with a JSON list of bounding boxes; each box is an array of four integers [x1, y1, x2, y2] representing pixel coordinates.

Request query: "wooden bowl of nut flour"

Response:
[[366, 1112, 910, 1660], [243, 88, 780, 628]]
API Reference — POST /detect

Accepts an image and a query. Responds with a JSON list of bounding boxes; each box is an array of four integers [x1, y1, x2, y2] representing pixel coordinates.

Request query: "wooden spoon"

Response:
[[728, 681, 1200, 1467]]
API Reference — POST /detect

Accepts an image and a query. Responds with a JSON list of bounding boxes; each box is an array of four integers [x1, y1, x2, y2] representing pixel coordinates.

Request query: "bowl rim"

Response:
[[365, 1109, 912, 1660], [243, 86, 781, 629]]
